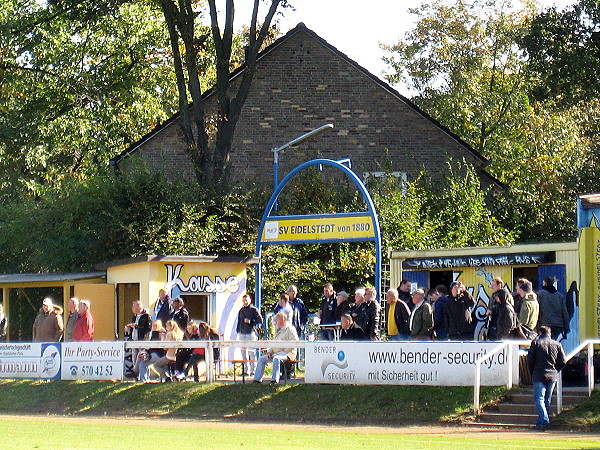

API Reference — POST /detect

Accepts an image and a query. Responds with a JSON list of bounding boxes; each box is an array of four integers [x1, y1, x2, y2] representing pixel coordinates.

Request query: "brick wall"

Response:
[[119, 26, 487, 188]]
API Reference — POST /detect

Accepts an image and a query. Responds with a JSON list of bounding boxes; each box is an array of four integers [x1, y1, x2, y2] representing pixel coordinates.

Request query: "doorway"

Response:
[[181, 294, 212, 325], [116, 283, 140, 339], [429, 270, 454, 291], [512, 267, 538, 291]]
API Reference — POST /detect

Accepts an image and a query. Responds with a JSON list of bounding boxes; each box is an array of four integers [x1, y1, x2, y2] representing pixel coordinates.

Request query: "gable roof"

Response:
[[110, 23, 502, 188]]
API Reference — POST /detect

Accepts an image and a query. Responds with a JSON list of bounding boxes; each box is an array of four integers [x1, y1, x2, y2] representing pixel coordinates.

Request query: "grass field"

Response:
[[0, 416, 599, 449]]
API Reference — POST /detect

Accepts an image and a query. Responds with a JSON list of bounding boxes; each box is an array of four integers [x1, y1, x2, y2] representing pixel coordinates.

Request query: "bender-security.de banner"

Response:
[[305, 341, 520, 386]]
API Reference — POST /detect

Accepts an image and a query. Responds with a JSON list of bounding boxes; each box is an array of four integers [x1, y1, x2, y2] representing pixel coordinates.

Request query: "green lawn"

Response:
[[0, 380, 505, 423], [0, 418, 598, 449]]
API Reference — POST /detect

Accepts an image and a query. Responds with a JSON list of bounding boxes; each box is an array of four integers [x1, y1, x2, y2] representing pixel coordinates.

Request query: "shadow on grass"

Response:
[[0, 380, 505, 424]]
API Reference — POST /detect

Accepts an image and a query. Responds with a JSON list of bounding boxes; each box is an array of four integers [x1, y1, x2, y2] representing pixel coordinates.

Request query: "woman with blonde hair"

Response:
[[151, 320, 184, 382]]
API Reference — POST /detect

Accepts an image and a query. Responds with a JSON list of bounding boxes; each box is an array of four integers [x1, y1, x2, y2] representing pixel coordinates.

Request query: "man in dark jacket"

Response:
[[236, 294, 263, 375], [352, 287, 380, 340], [318, 283, 337, 340], [528, 326, 566, 430], [152, 289, 173, 324], [286, 285, 308, 338], [537, 276, 570, 340], [397, 278, 413, 311], [340, 314, 368, 340], [172, 297, 190, 332], [384, 289, 410, 340], [431, 285, 448, 340], [444, 281, 475, 341]]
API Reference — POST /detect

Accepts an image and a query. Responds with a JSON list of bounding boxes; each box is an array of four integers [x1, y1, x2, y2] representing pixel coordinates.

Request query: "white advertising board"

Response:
[[305, 342, 519, 386], [0, 343, 61, 380], [61, 342, 124, 380]]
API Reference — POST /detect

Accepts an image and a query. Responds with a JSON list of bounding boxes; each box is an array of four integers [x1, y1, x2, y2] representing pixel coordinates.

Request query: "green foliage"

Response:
[[382, 0, 596, 241], [0, 168, 258, 273], [373, 160, 514, 251], [0, 0, 179, 200]]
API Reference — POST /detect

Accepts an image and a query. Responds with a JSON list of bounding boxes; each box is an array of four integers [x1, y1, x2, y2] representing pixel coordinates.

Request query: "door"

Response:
[[74, 284, 115, 341]]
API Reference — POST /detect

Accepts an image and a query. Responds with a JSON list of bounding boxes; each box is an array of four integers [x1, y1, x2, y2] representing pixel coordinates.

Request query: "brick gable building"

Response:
[[111, 23, 500, 190]]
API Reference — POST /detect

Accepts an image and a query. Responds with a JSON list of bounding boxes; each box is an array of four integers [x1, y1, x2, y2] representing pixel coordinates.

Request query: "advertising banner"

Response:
[[305, 342, 519, 386], [0, 343, 61, 380], [61, 342, 124, 380]]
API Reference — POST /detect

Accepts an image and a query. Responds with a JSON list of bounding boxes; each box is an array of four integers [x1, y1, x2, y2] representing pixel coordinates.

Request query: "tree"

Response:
[[158, 0, 289, 187], [382, 0, 590, 241], [520, 0, 600, 106], [0, 0, 178, 200], [520, 0, 600, 198]]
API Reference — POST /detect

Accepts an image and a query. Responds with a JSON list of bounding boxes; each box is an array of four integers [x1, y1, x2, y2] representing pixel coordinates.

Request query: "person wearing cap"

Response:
[[444, 281, 475, 340], [409, 289, 434, 340], [517, 280, 539, 332], [32, 297, 64, 342], [72, 299, 95, 342], [333, 291, 351, 323]]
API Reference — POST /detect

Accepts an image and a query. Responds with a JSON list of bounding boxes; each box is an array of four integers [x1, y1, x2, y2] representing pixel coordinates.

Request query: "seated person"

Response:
[[340, 313, 368, 340], [253, 312, 299, 384], [174, 321, 200, 381], [150, 319, 184, 382], [175, 321, 220, 382], [137, 320, 166, 382]]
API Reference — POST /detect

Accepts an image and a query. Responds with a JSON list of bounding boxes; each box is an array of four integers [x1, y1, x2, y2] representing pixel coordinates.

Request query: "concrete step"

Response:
[[507, 393, 588, 405], [491, 402, 559, 415], [475, 387, 590, 427], [477, 412, 538, 425]]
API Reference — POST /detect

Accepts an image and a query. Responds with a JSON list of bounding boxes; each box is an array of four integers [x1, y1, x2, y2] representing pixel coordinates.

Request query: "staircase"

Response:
[[474, 387, 590, 428]]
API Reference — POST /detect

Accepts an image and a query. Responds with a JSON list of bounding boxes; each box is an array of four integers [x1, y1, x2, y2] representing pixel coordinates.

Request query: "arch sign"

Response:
[[255, 158, 382, 309]]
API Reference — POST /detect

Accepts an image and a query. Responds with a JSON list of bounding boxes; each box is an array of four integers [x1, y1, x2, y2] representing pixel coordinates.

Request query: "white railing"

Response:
[[125, 340, 307, 383], [473, 339, 600, 415], [556, 339, 600, 413], [473, 340, 530, 414]]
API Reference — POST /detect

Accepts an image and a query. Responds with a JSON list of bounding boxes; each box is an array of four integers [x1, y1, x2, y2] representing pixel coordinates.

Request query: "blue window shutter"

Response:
[[538, 264, 567, 296], [401, 270, 429, 289]]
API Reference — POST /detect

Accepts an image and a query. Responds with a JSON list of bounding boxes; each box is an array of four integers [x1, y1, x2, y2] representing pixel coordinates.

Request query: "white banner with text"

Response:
[[0, 342, 124, 381], [305, 342, 519, 386]]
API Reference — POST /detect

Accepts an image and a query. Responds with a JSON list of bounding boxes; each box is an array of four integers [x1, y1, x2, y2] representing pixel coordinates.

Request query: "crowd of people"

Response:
[[31, 296, 95, 342], [265, 276, 571, 344], [3, 274, 570, 387], [126, 289, 221, 383]]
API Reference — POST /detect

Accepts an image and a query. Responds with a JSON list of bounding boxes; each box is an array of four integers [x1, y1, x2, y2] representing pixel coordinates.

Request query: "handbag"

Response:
[[512, 324, 538, 340]]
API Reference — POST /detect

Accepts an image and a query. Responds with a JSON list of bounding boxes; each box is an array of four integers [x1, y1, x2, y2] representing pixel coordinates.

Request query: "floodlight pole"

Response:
[[272, 123, 334, 212]]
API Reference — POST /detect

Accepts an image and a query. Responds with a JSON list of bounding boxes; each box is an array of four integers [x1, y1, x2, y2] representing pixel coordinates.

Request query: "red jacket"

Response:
[[72, 309, 95, 341]]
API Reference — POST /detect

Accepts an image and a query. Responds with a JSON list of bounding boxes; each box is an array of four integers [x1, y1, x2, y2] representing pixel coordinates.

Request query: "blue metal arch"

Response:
[[254, 158, 382, 310]]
